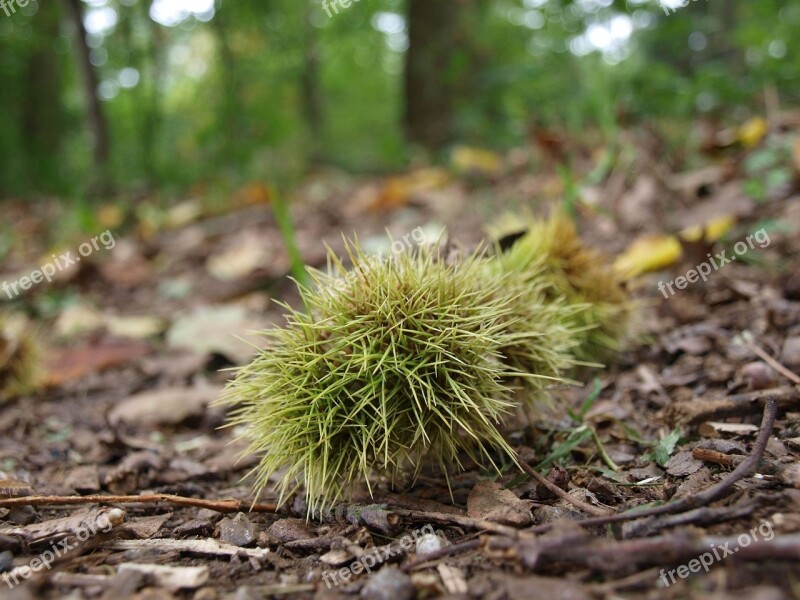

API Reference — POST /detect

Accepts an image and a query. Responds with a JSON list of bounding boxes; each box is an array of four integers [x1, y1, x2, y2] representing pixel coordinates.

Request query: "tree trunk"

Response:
[[404, 0, 463, 151], [63, 0, 110, 176], [301, 1, 323, 158]]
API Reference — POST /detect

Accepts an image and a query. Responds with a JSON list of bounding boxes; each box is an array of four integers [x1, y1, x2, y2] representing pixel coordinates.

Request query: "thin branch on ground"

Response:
[[0, 493, 278, 514], [404, 538, 482, 572], [392, 508, 522, 537], [488, 531, 800, 574], [520, 462, 610, 517], [527, 396, 778, 534]]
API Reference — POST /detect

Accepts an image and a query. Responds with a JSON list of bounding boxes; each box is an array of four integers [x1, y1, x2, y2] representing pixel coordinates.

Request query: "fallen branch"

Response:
[[489, 530, 800, 575], [404, 538, 482, 571], [101, 538, 271, 559], [392, 508, 522, 538], [0, 493, 277, 514], [666, 386, 796, 425], [528, 396, 778, 534], [520, 462, 610, 517]]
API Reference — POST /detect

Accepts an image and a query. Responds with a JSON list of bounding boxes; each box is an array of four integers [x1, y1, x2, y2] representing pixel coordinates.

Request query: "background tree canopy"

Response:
[[0, 0, 796, 197]]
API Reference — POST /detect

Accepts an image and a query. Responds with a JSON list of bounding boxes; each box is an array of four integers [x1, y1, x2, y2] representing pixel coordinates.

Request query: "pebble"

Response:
[[780, 336, 800, 369], [217, 513, 258, 547], [360, 567, 414, 600], [415, 533, 444, 558], [0, 550, 13, 573]]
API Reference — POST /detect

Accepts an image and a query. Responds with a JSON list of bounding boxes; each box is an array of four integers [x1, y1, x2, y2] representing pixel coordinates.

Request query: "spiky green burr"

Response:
[[489, 212, 634, 364], [220, 241, 576, 513]]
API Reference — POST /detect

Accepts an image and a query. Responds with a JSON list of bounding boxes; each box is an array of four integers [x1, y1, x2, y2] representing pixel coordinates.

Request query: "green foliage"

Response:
[[3, 0, 797, 196], [219, 241, 578, 512], [643, 428, 682, 467]]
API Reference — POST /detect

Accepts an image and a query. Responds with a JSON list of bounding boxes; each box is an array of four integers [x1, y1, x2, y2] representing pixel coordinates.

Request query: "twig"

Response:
[[666, 386, 797, 425], [102, 538, 272, 559], [403, 538, 482, 572], [489, 531, 800, 574], [392, 508, 522, 537], [692, 447, 741, 467], [520, 463, 610, 517], [0, 494, 277, 514], [527, 396, 778, 534]]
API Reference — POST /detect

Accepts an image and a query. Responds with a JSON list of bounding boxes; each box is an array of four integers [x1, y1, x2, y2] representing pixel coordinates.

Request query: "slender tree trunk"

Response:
[[301, 1, 323, 159], [21, 0, 67, 189], [63, 0, 110, 174], [404, 0, 462, 150]]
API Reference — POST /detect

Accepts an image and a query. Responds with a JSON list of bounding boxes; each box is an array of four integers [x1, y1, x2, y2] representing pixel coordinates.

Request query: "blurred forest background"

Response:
[[0, 0, 796, 201]]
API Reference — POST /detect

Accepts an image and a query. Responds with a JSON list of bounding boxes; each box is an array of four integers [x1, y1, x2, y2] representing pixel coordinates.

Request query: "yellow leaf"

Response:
[[451, 146, 503, 176], [680, 215, 737, 243], [737, 117, 768, 149], [613, 235, 683, 279], [97, 204, 125, 230], [369, 168, 451, 211]]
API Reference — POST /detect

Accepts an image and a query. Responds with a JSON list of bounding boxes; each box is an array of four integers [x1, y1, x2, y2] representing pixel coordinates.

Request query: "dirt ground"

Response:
[[2, 122, 800, 599]]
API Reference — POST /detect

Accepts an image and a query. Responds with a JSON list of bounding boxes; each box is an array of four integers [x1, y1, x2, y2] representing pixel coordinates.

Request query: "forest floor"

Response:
[[1, 117, 800, 599]]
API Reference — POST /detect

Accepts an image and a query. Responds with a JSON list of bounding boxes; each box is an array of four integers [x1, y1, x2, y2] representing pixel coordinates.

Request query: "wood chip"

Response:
[[117, 563, 209, 590], [102, 538, 271, 559]]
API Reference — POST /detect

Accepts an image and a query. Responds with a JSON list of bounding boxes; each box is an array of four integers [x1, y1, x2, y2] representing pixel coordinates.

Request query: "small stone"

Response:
[[360, 567, 414, 600], [737, 361, 778, 391], [267, 518, 312, 544], [217, 513, 258, 547], [174, 519, 213, 539], [415, 533, 444, 558], [781, 336, 800, 370], [0, 550, 13, 573]]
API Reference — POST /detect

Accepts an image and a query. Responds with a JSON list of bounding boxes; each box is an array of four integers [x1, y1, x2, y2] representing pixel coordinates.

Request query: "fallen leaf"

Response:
[[165, 199, 204, 228], [207, 231, 271, 281], [166, 305, 263, 364], [613, 234, 683, 279], [232, 181, 272, 207], [680, 215, 737, 243], [466, 481, 533, 526], [54, 304, 105, 338], [44, 340, 151, 387], [369, 168, 451, 212], [738, 116, 768, 148], [108, 385, 223, 428], [451, 146, 503, 176]]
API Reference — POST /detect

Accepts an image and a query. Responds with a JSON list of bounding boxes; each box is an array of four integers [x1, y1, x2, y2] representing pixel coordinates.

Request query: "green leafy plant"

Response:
[[219, 241, 577, 513], [643, 428, 682, 467]]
